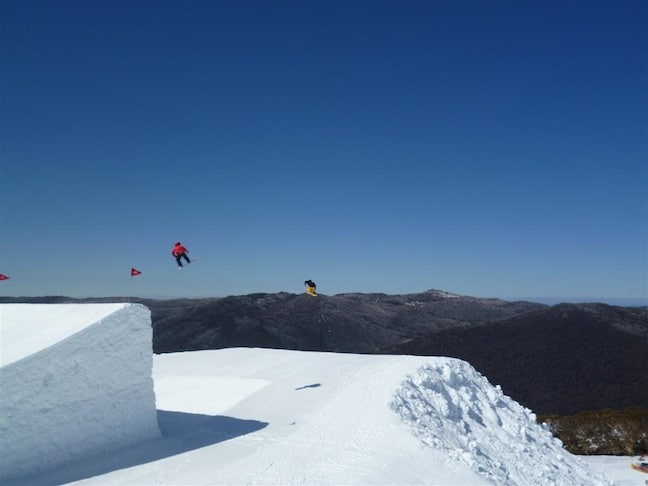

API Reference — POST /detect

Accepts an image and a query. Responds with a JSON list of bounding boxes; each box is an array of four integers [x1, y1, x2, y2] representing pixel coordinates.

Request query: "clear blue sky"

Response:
[[1, 0, 646, 301]]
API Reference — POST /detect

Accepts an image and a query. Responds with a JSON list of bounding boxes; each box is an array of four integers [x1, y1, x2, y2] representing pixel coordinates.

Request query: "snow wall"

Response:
[[0, 303, 161, 481]]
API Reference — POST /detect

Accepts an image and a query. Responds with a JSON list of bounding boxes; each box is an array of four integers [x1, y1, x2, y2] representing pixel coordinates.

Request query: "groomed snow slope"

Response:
[[25, 347, 613, 486], [0, 304, 160, 482], [1, 304, 619, 485]]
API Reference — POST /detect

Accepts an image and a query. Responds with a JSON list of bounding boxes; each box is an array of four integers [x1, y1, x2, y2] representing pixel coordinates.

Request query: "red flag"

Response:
[[0, 273, 9, 281], [130, 268, 142, 277]]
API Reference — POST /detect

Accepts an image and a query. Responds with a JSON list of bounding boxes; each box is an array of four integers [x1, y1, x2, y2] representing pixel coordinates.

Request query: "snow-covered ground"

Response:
[[1, 304, 644, 485], [0, 304, 159, 483]]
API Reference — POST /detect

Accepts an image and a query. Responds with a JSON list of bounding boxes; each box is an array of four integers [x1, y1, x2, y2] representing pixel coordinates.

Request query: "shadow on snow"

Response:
[[295, 382, 322, 391], [10, 410, 268, 486]]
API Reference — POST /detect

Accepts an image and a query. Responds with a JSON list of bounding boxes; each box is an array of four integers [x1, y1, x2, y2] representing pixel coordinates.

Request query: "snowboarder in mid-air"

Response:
[[305, 280, 317, 297], [171, 242, 191, 268]]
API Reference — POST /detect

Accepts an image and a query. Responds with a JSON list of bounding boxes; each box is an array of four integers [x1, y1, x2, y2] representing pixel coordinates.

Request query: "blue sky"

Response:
[[1, 0, 646, 301]]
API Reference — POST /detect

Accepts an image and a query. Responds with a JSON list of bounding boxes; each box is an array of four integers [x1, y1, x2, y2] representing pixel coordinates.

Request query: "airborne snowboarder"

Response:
[[304, 280, 317, 297], [171, 242, 191, 268]]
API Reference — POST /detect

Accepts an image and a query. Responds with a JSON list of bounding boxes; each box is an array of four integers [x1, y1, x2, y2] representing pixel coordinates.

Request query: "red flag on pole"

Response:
[[130, 268, 142, 276], [0, 274, 9, 281]]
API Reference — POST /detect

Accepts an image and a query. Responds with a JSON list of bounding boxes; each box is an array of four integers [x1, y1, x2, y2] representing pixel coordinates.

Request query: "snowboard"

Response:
[[176, 258, 196, 270]]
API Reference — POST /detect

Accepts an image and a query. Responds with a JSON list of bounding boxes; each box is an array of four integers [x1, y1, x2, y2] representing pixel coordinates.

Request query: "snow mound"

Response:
[[392, 359, 612, 486], [0, 304, 160, 482]]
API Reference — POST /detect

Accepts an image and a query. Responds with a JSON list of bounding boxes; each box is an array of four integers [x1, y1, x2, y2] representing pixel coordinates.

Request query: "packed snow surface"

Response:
[[2, 304, 639, 485], [1, 303, 126, 366], [0, 304, 160, 482]]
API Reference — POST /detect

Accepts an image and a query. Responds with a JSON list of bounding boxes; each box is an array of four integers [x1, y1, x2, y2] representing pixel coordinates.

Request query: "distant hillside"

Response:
[[148, 290, 544, 354], [385, 303, 648, 415]]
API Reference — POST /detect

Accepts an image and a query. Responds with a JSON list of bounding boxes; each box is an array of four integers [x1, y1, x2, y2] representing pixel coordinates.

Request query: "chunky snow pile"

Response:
[[0, 304, 160, 482], [393, 359, 611, 486]]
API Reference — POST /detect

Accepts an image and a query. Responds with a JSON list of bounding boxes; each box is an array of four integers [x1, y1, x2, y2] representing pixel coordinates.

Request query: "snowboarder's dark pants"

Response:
[[175, 253, 190, 267]]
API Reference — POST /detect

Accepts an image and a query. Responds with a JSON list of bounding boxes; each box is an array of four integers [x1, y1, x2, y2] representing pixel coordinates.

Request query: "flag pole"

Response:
[[0, 274, 10, 297], [129, 268, 142, 303]]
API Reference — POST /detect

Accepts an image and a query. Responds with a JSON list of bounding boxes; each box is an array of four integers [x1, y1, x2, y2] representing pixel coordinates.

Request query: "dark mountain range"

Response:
[[384, 303, 648, 415], [2, 291, 646, 417], [148, 290, 545, 354]]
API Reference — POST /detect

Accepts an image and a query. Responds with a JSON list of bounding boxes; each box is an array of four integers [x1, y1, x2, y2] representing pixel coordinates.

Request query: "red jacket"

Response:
[[172, 244, 188, 256]]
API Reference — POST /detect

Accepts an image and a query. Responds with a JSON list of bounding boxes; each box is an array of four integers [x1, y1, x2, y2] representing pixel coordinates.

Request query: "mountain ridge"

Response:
[[2, 290, 645, 416]]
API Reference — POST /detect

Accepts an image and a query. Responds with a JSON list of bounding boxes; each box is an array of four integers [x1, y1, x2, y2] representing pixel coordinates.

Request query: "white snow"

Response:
[[0, 304, 160, 482], [427, 289, 461, 299], [393, 362, 602, 485], [1, 304, 642, 485], [1, 303, 127, 366]]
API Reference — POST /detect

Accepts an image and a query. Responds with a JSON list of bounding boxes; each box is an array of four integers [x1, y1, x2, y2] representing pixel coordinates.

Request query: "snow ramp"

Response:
[[143, 348, 613, 486], [0, 304, 160, 482]]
